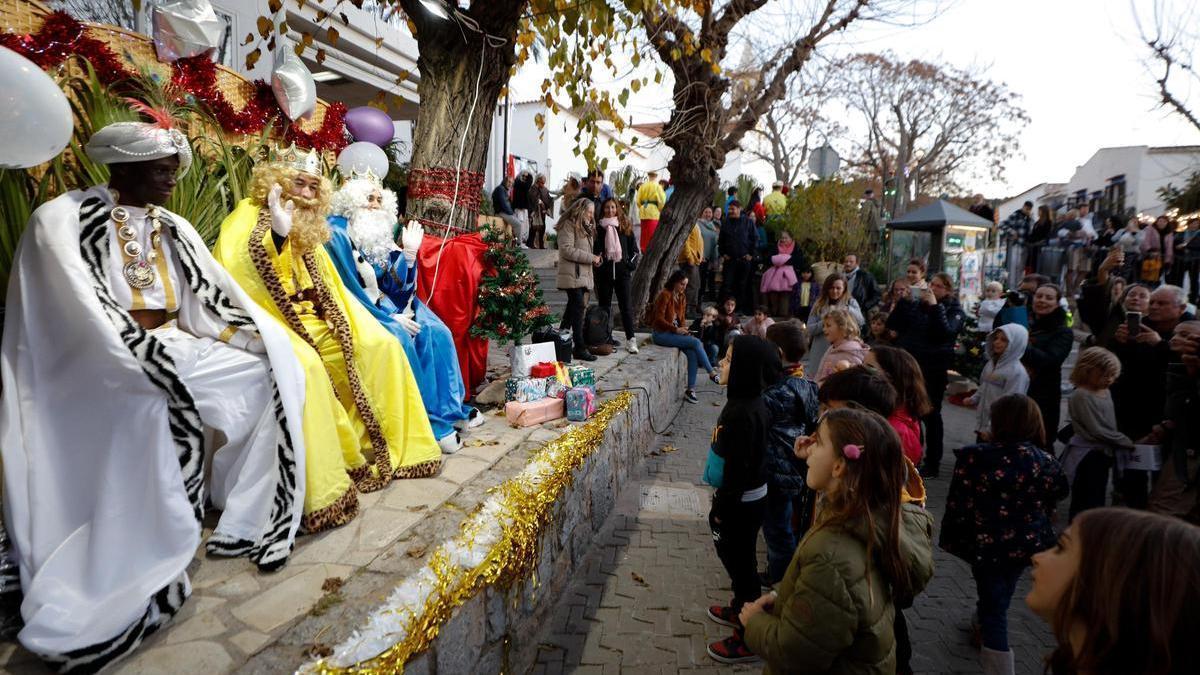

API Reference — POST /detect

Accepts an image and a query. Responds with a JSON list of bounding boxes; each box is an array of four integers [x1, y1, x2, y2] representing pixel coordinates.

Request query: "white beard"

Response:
[[346, 208, 399, 268]]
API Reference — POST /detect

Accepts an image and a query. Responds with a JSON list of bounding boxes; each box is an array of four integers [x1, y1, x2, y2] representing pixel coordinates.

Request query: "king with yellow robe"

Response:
[[214, 147, 441, 532]]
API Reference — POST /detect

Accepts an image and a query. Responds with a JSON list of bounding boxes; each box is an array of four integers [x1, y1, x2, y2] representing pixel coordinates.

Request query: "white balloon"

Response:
[[0, 47, 73, 169], [337, 142, 389, 180], [271, 48, 317, 121]]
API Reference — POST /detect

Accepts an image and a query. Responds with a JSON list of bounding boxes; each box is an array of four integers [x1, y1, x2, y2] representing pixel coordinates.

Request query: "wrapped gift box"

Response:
[[565, 386, 596, 422], [505, 398, 565, 427], [512, 342, 557, 378], [505, 377, 550, 403], [530, 361, 557, 378], [566, 365, 595, 389]]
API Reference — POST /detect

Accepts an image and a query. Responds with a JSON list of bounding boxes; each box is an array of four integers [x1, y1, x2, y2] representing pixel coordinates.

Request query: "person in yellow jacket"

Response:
[[763, 181, 787, 217], [213, 146, 442, 534], [636, 170, 667, 252], [679, 221, 705, 315]]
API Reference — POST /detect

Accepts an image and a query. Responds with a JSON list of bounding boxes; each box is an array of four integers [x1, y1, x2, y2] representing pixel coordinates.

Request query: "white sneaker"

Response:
[[626, 339, 639, 354], [463, 407, 485, 429], [438, 431, 462, 454]]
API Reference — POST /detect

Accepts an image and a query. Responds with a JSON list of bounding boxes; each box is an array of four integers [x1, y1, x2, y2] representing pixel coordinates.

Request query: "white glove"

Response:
[[401, 220, 423, 264], [268, 183, 295, 238], [356, 254, 381, 304], [394, 310, 421, 337]]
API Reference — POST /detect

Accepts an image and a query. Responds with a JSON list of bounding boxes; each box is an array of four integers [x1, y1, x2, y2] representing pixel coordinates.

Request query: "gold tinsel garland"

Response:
[[313, 391, 635, 674]]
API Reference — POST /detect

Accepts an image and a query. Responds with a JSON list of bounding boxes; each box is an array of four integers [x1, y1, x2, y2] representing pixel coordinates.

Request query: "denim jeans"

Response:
[[761, 489, 811, 582], [652, 331, 713, 388], [972, 563, 1025, 651]]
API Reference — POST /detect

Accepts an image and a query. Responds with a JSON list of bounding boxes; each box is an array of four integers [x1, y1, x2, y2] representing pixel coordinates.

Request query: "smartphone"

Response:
[[1126, 311, 1142, 335], [910, 286, 922, 302]]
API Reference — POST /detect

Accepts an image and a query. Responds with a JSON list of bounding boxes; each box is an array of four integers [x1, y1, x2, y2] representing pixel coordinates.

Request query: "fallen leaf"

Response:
[[406, 504, 428, 512], [659, 444, 678, 454], [465, 439, 500, 447], [631, 572, 648, 586], [321, 577, 344, 593], [406, 545, 427, 558], [306, 643, 333, 659]]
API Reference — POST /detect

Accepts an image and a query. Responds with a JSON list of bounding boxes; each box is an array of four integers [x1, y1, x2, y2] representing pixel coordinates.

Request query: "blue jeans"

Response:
[[973, 563, 1025, 651], [762, 489, 811, 582], [703, 342, 719, 365], [652, 331, 713, 388]]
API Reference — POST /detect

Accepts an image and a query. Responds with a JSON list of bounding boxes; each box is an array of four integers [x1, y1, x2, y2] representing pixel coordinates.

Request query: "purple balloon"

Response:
[[344, 106, 396, 147]]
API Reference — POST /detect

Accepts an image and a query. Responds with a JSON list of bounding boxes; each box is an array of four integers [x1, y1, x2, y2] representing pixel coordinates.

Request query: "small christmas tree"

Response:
[[470, 226, 556, 345]]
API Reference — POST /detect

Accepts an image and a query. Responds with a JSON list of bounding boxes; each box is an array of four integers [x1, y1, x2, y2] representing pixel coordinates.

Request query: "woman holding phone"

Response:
[[886, 271, 965, 478]]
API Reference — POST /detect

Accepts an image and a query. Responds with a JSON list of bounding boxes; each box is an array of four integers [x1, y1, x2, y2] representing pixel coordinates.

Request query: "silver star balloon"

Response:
[[152, 0, 223, 63], [272, 46, 317, 121]]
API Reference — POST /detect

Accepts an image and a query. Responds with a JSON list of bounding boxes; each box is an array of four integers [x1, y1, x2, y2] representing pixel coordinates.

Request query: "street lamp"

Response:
[[419, 0, 451, 20]]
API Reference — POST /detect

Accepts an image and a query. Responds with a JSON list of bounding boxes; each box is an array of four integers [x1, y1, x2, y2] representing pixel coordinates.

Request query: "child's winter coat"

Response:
[[815, 338, 870, 384], [760, 253, 799, 293], [977, 297, 1005, 333], [975, 323, 1030, 435]]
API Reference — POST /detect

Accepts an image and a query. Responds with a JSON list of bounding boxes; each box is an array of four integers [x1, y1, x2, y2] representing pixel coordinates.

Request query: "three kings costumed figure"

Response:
[[326, 173, 481, 453], [0, 120, 307, 672], [213, 146, 442, 535]]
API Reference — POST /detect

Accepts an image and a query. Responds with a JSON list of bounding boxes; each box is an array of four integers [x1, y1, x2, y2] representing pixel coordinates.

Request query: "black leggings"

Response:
[[595, 264, 634, 339], [1069, 450, 1111, 520], [560, 287, 588, 352], [710, 496, 767, 610], [919, 360, 949, 472]]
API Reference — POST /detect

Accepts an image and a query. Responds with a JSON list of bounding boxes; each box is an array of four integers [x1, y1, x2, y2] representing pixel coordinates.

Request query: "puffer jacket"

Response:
[[744, 505, 936, 675], [555, 220, 595, 290], [886, 295, 965, 367], [761, 372, 820, 497]]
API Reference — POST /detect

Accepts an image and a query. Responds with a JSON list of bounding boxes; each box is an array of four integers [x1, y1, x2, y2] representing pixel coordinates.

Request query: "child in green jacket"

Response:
[[733, 408, 935, 674]]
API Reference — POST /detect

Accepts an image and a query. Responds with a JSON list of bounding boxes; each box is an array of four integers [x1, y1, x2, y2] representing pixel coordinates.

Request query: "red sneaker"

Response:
[[707, 633, 760, 664], [706, 604, 741, 629]]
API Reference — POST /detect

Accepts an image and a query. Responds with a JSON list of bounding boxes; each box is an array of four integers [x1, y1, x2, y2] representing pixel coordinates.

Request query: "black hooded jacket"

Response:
[[713, 336, 782, 514]]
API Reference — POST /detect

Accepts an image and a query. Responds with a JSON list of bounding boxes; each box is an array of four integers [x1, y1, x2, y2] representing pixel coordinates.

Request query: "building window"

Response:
[[1104, 175, 1126, 216], [138, 3, 236, 69]]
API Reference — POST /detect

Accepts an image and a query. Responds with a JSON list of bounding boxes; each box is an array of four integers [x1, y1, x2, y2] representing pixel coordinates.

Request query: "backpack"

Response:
[[583, 304, 611, 347]]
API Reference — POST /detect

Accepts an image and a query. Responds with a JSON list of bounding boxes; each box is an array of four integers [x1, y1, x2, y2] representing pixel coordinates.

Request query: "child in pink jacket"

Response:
[[815, 308, 870, 384]]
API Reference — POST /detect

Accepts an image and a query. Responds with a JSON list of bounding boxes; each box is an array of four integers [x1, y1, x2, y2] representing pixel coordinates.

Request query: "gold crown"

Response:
[[266, 143, 322, 177]]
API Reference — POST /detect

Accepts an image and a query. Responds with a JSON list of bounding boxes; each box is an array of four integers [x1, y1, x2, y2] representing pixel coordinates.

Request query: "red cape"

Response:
[[416, 233, 490, 396]]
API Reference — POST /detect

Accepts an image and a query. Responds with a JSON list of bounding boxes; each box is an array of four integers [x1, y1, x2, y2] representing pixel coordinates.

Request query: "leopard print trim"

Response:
[[301, 484, 360, 534], [248, 208, 393, 489], [347, 463, 385, 493], [301, 252, 393, 486], [392, 458, 443, 480]]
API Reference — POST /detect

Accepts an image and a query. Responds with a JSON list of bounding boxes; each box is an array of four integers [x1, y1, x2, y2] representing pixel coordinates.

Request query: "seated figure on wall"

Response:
[[327, 172, 482, 454], [0, 119, 307, 672], [213, 145, 442, 536]]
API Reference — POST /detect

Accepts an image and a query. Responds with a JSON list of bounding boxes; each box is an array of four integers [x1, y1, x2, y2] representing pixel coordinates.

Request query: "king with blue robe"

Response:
[[326, 175, 480, 452]]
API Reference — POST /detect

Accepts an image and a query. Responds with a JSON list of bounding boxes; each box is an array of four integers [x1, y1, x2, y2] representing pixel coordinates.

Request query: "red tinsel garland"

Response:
[[408, 166, 484, 235], [1, 11, 347, 152]]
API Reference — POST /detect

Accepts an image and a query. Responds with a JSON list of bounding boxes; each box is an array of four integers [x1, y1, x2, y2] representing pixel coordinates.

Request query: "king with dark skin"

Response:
[[107, 155, 179, 207]]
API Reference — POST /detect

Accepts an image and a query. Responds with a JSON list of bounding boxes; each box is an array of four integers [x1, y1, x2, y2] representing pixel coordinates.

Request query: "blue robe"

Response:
[[326, 216, 473, 441]]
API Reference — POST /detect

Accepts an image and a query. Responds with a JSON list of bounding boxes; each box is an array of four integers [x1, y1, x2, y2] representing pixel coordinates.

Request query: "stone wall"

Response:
[[405, 348, 687, 675]]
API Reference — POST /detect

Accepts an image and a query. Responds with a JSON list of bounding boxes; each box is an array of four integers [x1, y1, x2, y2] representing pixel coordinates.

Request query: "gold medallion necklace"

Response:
[[112, 205, 163, 290]]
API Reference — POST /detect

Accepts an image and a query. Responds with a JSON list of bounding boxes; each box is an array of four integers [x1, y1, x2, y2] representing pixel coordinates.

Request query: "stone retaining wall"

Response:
[[405, 348, 687, 675]]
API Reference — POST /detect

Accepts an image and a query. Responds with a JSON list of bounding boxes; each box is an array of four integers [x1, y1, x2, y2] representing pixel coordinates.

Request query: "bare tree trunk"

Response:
[[399, 0, 524, 231], [629, 141, 718, 321]]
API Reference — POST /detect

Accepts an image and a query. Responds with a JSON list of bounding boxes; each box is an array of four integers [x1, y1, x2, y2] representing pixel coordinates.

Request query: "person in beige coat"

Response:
[[556, 196, 601, 361]]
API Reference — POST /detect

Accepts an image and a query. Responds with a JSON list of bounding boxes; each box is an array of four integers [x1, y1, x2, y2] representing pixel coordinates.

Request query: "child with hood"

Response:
[[970, 323, 1030, 440], [815, 308, 870, 384]]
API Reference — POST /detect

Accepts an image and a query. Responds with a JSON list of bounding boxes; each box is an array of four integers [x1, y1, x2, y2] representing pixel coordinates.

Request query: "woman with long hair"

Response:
[[865, 345, 933, 465], [733, 408, 935, 671], [1026, 507, 1200, 675], [555, 197, 601, 361], [1021, 284, 1074, 449], [803, 272, 864, 372], [593, 197, 639, 353], [650, 270, 720, 402]]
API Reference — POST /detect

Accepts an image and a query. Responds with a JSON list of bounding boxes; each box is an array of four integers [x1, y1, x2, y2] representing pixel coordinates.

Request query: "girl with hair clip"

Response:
[[1026, 507, 1200, 675], [730, 408, 935, 672]]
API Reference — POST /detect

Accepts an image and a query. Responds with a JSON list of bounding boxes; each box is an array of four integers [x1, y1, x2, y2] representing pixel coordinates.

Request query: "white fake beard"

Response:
[[347, 208, 399, 268]]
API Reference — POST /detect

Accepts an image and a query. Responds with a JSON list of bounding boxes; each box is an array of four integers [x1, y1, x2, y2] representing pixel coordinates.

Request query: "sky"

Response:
[[509, 0, 1200, 199]]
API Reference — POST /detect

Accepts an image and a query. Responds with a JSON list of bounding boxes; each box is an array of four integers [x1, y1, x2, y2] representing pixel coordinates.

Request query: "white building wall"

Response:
[[997, 183, 1050, 223], [1135, 149, 1200, 216], [1064, 146, 1145, 207]]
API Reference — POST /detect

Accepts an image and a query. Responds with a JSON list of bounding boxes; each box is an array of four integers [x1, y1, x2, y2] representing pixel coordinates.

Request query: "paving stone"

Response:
[[437, 455, 491, 484], [114, 640, 232, 675], [230, 563, 355, 634], [163, 597, 227, 644], [228, 630, 272, 657]]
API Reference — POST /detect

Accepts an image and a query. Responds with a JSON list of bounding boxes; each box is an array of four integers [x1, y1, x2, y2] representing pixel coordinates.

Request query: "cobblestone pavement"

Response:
[[530, 384, 1060, 674]]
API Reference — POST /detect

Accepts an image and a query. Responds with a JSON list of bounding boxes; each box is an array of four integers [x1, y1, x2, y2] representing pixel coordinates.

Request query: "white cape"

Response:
[[1, 187, 307, 672]]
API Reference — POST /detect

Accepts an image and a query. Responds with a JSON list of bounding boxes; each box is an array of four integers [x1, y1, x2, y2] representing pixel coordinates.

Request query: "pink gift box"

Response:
[[505, 398, 565, 427]]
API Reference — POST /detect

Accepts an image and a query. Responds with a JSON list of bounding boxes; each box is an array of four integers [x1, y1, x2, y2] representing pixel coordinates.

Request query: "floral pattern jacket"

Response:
[[940, 441, 1068, 568]]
